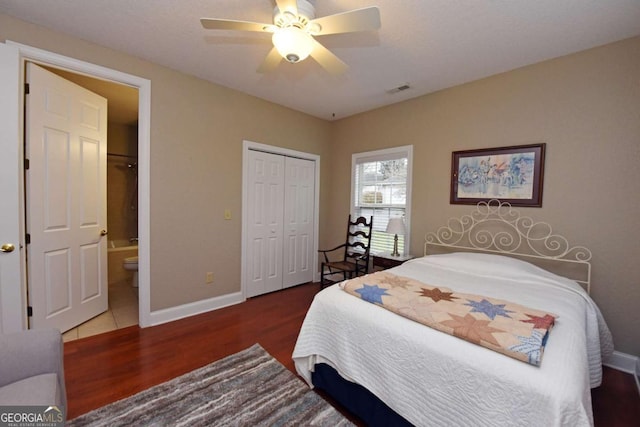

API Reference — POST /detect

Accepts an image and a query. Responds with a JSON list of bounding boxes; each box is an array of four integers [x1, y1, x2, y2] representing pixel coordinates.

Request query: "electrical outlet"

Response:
[[206, 272, 214, 284]]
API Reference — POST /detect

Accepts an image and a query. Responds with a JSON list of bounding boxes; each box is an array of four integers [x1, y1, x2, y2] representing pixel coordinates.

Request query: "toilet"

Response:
[[123, 256, 139, 288]]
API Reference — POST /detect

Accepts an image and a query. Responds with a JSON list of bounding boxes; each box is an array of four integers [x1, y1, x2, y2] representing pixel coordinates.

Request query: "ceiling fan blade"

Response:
[[309, 7, 381, 36], [200, 18, 274, 33], [309, 39, 348, 75], [275, 0, 298, 15], [257, 47, 283, 74]]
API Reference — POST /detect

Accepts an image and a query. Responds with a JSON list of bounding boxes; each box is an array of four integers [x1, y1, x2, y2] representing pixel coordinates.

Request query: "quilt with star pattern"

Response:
[[341, 271, 557, 366]]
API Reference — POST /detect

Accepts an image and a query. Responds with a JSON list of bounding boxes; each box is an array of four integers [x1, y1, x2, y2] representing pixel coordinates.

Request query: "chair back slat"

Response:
[[349, 230, 370, 239], [348, 242, 367, 251], [351, 216, 370, 226]]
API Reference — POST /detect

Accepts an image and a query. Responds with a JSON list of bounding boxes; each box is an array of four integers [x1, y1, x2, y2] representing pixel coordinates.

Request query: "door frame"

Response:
[[241, 140, 320, 299], [2, 41, 152, 328]]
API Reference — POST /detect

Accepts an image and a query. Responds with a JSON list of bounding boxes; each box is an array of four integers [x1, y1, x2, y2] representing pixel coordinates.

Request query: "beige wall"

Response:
[[1, 13, 638, 356], [0, 14, 332, 311], [329, 37, 640, 356]]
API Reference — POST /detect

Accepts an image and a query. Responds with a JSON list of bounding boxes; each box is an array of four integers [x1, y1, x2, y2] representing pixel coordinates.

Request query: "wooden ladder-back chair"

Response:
[[319, 215, 373, 288]]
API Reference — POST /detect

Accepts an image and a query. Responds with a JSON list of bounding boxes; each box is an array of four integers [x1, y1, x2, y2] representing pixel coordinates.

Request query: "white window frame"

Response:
[[351, 145, 413, 256]]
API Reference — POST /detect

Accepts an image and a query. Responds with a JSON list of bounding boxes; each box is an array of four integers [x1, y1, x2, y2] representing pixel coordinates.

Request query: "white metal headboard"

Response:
[[424, 200, 593, 293]]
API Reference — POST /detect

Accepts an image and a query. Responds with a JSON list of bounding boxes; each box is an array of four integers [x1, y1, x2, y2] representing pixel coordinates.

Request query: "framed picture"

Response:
[[451, 143, 546, 207]]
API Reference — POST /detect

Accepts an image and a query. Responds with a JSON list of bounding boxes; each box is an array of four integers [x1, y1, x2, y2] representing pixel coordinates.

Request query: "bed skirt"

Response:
[[311, 363, 413, 427]]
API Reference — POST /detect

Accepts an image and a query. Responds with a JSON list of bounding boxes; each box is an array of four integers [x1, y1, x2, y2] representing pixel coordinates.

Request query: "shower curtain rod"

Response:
[[107, 152, 137, 159]]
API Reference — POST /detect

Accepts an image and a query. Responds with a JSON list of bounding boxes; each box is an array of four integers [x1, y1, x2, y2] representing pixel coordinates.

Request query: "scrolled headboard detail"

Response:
[[425, 200, 593, 293]]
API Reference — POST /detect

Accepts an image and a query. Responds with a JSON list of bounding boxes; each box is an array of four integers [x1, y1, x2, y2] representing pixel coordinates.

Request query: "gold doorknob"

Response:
[[1, 243, 15, 253], [100, 230, 108, 236]]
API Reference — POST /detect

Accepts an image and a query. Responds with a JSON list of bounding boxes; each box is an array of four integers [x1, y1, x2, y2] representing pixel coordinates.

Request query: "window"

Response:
[[351, 145, 413, 255]]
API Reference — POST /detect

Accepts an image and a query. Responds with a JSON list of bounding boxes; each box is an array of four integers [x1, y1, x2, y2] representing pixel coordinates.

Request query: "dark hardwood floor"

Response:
[[64, 282, 640, 425]]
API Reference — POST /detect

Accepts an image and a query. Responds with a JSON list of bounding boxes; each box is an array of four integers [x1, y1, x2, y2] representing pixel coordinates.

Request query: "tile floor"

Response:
[[62, 279, 138, 342]]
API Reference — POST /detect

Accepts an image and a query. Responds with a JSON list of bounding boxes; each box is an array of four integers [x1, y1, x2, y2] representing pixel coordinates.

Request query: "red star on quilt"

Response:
[[420, 287, 457, 303], [522, 313, 556, 329]]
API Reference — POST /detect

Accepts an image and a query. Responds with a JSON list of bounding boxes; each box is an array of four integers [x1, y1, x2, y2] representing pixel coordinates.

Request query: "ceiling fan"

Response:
[[200, 0, 381, 75]]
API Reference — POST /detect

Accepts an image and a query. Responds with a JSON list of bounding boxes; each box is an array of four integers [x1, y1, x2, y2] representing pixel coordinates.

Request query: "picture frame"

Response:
[[450, 143, 546, 207]]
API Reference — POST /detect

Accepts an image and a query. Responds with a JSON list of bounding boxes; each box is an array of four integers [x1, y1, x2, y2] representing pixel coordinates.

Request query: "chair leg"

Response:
[[320, 264, 335, 288], [321, 263, 326, 288]]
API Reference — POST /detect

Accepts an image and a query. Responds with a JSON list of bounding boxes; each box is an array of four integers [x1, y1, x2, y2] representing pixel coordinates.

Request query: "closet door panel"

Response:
[[283, 157, 315, 288], [246, 151, 284, 297]]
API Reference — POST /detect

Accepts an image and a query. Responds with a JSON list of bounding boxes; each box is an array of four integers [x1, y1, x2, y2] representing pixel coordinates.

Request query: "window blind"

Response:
[[352, 146, 412, 255]]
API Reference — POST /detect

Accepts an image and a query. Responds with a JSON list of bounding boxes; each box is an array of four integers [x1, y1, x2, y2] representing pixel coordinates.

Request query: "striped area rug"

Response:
[[67, 344, 353, 426]]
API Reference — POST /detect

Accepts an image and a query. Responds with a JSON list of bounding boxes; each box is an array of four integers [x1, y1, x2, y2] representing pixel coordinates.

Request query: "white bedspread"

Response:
[[292, 253, 613, 427]]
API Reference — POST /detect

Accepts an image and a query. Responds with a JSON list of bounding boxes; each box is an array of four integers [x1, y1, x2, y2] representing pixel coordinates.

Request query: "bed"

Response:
[[292, 200, 613, 427]]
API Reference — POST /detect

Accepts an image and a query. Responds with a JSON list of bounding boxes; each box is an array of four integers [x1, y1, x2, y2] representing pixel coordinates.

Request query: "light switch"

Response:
[[224, 209, 232, 220]]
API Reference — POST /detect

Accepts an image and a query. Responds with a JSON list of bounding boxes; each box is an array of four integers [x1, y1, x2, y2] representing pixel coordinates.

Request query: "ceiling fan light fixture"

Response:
[[272, 27, 314, 63]]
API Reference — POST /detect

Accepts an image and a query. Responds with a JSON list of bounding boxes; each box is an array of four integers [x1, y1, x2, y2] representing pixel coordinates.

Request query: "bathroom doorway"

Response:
[[0, 42, 151, 334]]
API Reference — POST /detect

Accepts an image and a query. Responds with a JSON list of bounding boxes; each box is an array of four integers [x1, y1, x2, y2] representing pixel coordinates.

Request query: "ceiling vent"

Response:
[[386, 83, 411, 94]]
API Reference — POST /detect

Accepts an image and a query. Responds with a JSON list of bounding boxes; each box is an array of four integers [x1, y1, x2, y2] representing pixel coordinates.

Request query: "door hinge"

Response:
[[24, 83, 29, 95], [24, 158, 30, 170], [27, 306, 33, 317], [25, 233, 31, 244]]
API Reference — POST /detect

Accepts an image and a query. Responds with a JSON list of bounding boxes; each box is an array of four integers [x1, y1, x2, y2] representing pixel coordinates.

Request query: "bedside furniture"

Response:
[[372, 253, 414, 270]]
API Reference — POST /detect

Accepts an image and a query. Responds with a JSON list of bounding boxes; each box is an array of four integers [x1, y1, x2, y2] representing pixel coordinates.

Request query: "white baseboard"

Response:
[[148, 292, 244, 327], [604, 350, 638, 374]]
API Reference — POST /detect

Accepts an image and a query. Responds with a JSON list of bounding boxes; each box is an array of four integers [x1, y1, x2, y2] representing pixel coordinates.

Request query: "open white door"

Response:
[[0, 43, 26, 333], [25, 63, 108, 332]]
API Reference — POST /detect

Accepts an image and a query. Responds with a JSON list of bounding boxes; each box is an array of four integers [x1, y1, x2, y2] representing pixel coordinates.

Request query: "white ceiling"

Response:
[[1, 0, 639, 121]]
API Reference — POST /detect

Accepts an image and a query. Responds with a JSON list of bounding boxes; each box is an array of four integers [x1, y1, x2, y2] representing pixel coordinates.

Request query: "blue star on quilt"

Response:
[[465, 299, 514, 320], [355, 284, 389, 304], [508, 329, 546, 366]]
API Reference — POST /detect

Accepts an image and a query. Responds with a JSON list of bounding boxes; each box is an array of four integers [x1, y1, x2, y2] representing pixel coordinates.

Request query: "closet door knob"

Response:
[[100, 230, 108, 236]]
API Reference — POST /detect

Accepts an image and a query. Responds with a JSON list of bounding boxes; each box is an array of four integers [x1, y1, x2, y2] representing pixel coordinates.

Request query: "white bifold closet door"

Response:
[[246, 150, 314, 298]]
